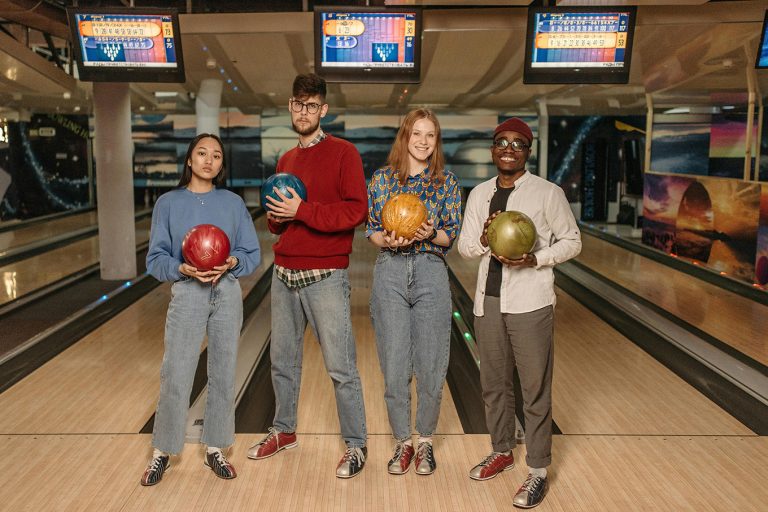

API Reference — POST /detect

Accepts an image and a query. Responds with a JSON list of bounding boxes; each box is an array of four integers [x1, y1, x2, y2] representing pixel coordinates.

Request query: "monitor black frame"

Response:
[[313, 6, 423, 84], [755, 10, 768, 69], [523, 6, 637, 85], [66, 6, 186, 83]]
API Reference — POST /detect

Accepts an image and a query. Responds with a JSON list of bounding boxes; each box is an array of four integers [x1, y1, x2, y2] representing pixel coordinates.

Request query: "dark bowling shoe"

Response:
[[140, 453, 170, 486], [205, 449, 237, 480], [414, 441, 436, 475], [387, 442, 415, 475], [513, 474, 549, 508], [336, 446, 367, 479]]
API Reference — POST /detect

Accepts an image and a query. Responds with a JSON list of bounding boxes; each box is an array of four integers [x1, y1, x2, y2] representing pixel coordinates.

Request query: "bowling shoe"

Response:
[[140, 453, 170, 486], [469, 451, 514, 481], [387, 441, 415, 475], [414, 441, 436, 475], [512, 474, 549, 509], [336, 446, 367, 478], [247, 427, 298, 459], [205, 449, 237, 479]]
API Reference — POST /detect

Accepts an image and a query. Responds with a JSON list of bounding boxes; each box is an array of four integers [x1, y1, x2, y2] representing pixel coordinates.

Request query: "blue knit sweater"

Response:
[[146, 187, 261, 282]]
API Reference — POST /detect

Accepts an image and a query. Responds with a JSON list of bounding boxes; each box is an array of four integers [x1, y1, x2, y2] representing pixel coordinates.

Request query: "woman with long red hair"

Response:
[[366, 109, 462, 476]]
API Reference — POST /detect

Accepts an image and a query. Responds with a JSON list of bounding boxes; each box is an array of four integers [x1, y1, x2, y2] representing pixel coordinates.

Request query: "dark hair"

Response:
[[177, 133, 226, 188], [384, 108, 447, 186], [292, 73, 327, 101]]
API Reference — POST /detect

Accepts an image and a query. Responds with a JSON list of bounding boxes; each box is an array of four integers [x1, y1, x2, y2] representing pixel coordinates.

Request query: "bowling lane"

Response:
[[0, 217, 152, 305], [0, 216, 273, 435], [576, 231, 768, 366], [446, 250, 753, 436], [294, 229, 464, 436], [0, 209, 100, 251]]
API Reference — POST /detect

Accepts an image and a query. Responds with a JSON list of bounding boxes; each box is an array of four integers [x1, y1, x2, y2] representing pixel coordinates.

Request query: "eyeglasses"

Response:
[[492, 138, 530, 152], [290, 99, 323, 114]]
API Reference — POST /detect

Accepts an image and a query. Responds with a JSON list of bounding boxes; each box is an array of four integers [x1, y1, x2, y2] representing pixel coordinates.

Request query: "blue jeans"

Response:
[[152, 273, 243, 454], [370, 251, 452, 441], [270, 269, 367, 448]]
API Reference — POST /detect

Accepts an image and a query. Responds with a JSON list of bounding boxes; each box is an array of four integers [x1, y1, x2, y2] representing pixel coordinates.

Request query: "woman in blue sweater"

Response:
[[141, 133, 261, 486]]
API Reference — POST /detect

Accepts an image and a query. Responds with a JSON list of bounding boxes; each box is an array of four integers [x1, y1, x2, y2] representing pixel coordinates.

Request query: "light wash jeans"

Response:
[[270, 269, 367, 448], [370, 251, 452, 441], [152, 273, 243, 454]]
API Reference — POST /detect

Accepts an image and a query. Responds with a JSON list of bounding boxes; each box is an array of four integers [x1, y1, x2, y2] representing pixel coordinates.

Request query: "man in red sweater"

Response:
[[246, 73, 369, 478]]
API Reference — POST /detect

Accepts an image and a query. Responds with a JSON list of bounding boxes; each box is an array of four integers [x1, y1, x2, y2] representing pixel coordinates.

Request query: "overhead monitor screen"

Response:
[[756, 10, 768, 68], [524, 7, 636, 84], [315, 7, 422, 83], [67, 8, 185, 83]]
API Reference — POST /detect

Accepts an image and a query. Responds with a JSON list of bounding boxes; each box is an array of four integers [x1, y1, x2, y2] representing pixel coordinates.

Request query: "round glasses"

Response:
[[290, 99, 323, 114], [492, 138, 530, 152]]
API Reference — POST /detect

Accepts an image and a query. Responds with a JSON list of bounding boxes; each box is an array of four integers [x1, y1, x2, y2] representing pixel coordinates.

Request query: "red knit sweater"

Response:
[[267, 135, 368, 269]]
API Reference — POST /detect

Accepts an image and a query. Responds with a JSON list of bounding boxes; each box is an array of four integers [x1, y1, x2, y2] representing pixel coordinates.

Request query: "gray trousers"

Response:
[[474, 297, 554, 468]]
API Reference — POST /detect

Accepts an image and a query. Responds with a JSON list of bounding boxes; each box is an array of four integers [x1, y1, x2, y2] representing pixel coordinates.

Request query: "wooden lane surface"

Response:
[[0, 217, 152, 306], [295, 230, 463, 436], [0, 210, 99, 251], [0, 216, 274, 435], [576, 232, 768, 366], [2, 433, 767, 511], [445, 251, 753, 436]]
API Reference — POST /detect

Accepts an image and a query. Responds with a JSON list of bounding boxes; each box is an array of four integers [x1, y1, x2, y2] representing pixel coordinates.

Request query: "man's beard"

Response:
[[292, 117, 319, 136]]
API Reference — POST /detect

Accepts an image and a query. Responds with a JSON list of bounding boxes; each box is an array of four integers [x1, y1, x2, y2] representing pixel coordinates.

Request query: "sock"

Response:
[[402, 439, 413, 446], [206, 446, 222, 455], [529, 467, 547, 478], [418, 436, 432, 445], [152, 448, 168, 458]]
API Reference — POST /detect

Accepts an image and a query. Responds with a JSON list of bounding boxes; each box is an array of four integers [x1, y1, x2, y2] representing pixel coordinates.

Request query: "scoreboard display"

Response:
[[319, 11, 417, 69], [530, 12, 631, 69], [314, 7, 423, 83], [524, 7, 637, 84], [756, 9, 768, 69], [66, 7, 185, 83]]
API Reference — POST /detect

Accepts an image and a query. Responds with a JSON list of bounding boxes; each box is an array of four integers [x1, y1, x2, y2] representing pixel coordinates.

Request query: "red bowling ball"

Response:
[[182, 224, 231, 271]]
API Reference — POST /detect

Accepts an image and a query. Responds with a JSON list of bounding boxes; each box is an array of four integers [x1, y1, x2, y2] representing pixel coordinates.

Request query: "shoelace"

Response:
[[479, 452, 502, 467], [259, 426, 279, 445], [343, 447, 365, 464], [209, 450, 228, 465], [417, 443, 433, 463], [148, 456, 166, 471], [521, 475, 542, 492], [393, 443, 406, 460]]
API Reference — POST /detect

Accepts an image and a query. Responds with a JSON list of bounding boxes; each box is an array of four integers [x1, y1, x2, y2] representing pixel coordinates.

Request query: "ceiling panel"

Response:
[[1, 1, 768, 115]]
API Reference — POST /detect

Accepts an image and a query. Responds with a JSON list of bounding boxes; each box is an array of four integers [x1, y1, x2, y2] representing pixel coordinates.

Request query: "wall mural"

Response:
[[0, 114, 90, 220], [131, 111, 535, 191], [643, 173, 764, 287]]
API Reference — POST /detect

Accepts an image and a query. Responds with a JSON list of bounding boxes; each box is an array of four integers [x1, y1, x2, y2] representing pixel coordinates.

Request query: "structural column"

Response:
[[196, 78, 223, 136], [93, 82, 136, 279]]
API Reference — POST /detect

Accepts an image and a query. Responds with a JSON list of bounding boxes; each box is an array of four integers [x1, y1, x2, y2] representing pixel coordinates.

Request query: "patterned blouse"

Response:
[[366, 166, 462, 256]]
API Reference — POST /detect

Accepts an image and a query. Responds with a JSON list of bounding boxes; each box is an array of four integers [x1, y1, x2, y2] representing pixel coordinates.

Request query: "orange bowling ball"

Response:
[[381, 193, 428, 240]]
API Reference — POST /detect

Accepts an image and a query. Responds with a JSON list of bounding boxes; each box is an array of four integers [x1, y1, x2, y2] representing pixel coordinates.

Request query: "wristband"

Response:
[[427, 229, 439, 242]]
